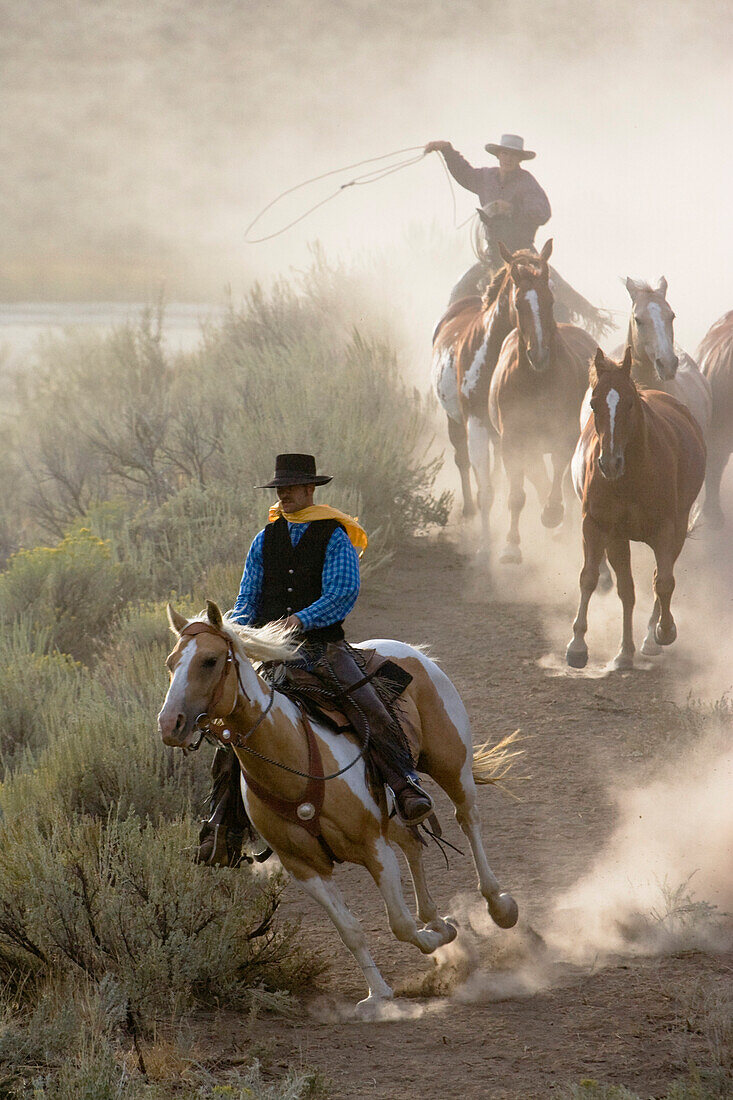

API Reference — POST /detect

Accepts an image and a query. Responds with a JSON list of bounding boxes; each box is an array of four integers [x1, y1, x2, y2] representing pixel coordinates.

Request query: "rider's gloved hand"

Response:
[[424, 140, 452, 155]]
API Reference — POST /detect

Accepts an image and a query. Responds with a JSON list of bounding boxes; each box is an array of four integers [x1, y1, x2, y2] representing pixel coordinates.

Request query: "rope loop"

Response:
[[244, 146, 426, 243]]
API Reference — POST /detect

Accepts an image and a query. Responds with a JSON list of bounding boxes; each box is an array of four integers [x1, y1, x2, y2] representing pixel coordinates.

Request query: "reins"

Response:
[[179, 621, 370, 783]]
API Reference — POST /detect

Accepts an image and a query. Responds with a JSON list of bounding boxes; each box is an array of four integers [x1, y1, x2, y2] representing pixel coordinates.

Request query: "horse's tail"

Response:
[[472, 730, 524, 797]]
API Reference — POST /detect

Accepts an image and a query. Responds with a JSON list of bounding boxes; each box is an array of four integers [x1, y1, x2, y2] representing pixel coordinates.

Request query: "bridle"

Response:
[[176, 621, 275, 755], [175, 621, 368, 782]]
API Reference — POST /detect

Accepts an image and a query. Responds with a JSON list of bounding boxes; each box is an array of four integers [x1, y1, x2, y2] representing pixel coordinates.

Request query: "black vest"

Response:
[[255, 517, 346, 643]]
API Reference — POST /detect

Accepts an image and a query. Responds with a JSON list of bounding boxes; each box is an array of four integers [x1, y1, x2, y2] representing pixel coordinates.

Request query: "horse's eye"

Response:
[[201, 656, 218, 670]]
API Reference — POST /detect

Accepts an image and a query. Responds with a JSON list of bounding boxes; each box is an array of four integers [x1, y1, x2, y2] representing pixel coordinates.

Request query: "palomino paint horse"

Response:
[[158, 602, 519, 1013], [580, 278, 712, 438], [567, 349, 706, 670], [431, 238, 544, 543], [488, 239, 597, 564], [697, 310, 733, 528]]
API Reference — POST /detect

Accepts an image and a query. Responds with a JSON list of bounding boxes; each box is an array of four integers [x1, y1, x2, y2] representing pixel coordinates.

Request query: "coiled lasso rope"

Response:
[[244, 145, 462, 243]]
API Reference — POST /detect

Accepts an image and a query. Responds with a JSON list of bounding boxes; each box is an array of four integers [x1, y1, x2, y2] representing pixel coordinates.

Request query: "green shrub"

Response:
[[0, 814, 321, 1023], [0, 621, 82, 774], [0, 530, 131, 662]]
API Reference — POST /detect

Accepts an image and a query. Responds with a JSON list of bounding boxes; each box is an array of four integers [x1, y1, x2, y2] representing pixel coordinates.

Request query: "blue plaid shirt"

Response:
[[229, 522, 360, 631]]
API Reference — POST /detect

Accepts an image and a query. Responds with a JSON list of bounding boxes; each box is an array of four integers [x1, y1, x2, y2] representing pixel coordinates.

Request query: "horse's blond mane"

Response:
[[187, 613, 302, 663]]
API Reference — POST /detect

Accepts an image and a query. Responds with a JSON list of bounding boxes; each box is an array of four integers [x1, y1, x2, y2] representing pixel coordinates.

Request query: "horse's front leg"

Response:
[[390, 821, 456, 942], [500, 443, 525, 564], [447, 415, 475, 519], [606, 536, 635, 670], [640, 597, 662, 656], [293, 870, 394, 1012], [541, 450, 568, 529], [566, 516, 606, 668], [651, 529, 686, 646], [702, 443, 728, 530], [366, 837, 457, 957], [466, 413, 494, 545]]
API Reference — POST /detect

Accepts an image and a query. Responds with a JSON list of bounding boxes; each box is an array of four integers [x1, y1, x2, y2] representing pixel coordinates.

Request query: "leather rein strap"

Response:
[[178, 620, 333, 851]]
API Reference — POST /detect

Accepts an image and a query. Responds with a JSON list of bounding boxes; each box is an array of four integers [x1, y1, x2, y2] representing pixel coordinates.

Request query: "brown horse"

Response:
[[431, 240, 543, 543], [158, 603, 520, 1014], [697, 310, 733, 528], [580, 277, 712, 438], [567, 349, 706, 670], [488, 239, 597, 563]]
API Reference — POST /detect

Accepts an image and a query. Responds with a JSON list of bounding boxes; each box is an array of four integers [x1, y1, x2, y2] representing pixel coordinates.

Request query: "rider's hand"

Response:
[[283, 615, 303, 634], [424, 140, 452, 155]]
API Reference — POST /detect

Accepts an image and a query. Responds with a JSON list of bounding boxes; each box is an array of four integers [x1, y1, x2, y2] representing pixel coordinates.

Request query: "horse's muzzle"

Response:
[[158, 709, 206, 749], [598, 452, 625, 480], [655, 354, 678, 381]]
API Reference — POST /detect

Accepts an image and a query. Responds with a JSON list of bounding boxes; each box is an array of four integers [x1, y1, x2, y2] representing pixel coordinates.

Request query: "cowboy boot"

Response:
[[319, 643, 434, 826], [196, 746, 250, 867]]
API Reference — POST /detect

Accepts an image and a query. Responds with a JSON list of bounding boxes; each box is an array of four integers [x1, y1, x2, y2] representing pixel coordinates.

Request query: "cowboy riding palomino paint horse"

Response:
[[567, 349, 706, 670], [158, 602, 519, 1013], [488, 239, 597, 564], [431, 228, 530, 542], [580, 277, 712, 439], [697, 310, 733, 529]]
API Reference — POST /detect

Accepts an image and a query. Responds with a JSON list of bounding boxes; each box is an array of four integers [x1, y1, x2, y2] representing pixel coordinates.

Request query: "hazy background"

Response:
[[2, 0, 731, 350]]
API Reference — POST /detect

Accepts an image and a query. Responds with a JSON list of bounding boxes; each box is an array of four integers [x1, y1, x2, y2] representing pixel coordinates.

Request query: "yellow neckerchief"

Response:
[[267, 502, 368, 556]]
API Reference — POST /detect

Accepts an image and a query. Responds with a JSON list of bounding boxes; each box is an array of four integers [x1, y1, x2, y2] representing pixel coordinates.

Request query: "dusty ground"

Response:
[[202, 522, 732, 1099]]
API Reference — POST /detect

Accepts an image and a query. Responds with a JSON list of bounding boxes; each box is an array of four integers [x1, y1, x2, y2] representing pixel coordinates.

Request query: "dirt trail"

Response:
[[215, 531, 731, 1099]]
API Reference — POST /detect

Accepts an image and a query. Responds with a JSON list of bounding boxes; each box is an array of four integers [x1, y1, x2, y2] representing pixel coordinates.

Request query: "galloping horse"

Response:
[[488, 239, 597, 563], [431, 240, 543, 543], [567, 349, 706, 670], [158, 602, 519, 1013], [697, 310, 733, 528], [580, 278, 712, 437]]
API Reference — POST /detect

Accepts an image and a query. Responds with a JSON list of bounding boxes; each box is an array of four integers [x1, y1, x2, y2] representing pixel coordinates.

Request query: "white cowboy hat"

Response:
[[485, 134, 536, 161]]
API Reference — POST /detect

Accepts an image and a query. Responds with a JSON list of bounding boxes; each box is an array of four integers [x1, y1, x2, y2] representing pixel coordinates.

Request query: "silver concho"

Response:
[[296, 802, 316, 821], [221, 729, 231, 741]]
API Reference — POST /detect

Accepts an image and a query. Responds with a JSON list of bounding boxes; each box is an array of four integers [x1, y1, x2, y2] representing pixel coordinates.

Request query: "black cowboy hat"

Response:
[[255, 453, 333, 489], [484, 133, 536, 161]]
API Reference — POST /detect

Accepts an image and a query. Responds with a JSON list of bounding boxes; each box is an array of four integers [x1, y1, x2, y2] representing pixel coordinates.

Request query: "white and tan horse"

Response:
[[580, 278, 712, 437], [158, 602, 519, 1013]]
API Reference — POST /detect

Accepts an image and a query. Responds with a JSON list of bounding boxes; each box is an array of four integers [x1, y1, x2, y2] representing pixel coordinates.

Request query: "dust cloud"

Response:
[[3, 0, 731, 354]]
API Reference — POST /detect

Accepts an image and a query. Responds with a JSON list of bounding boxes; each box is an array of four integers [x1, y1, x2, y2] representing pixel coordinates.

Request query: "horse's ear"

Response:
[[539, 238, 553, 264], [625, 276, 642, 302], [167, 603, 188, 636], [655, 276, 668, 298], [594, 347, 608, 373], [497, 240, 513, 265], [476, 207, 491, 229], [206, 600, 224, 630], [621, 346, 633, 374]]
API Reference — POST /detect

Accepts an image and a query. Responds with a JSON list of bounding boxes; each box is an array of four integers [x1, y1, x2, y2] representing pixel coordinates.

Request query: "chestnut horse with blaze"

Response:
[[567, 349, 706, 670], [158, 602, 519, 1013], [488, 240, 597, 564], [431, 240, 540, 543]]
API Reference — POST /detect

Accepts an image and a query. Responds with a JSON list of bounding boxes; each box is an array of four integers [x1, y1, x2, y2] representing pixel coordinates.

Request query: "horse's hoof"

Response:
[[354, 991, 393, 1020], [427, 918, 458, 945], [612, 653, 634, 671], [488, 891, 519, 929], [566, 644, 588, 669], [500, 545, 522, 565], [640, 637, 662, 657], [541, 503, 564, 529], [655, 621, 677, 646]]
